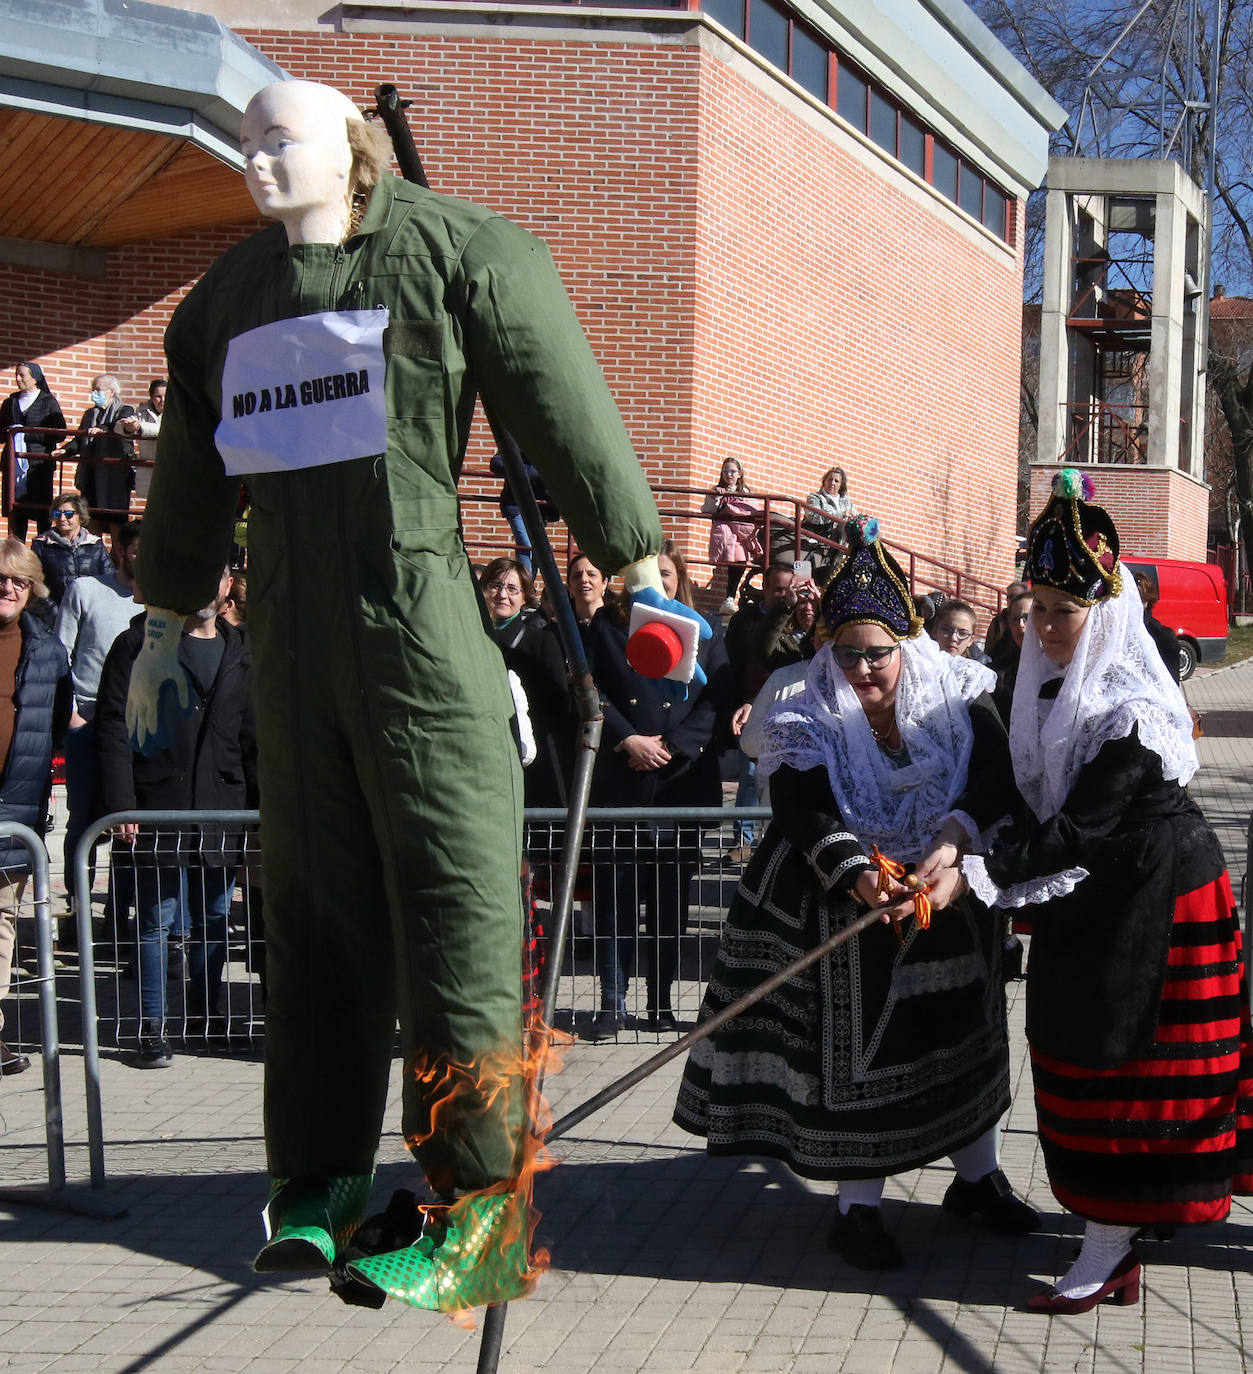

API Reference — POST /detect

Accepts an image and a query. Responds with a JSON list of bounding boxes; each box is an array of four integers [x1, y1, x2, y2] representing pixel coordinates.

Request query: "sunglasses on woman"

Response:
[[833, 644, 901, 670]]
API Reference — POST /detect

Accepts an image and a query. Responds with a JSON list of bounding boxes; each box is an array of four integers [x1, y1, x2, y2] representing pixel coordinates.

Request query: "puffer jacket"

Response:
[[31, 529, 113, 604], [0, 612, 72, 872]]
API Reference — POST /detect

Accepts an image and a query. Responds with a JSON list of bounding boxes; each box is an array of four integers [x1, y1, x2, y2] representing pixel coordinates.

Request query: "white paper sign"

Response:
[[215, 308, 389, 476]]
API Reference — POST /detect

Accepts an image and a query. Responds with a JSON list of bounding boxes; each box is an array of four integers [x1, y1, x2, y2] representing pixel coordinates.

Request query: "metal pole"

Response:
[[549, 907, 885, 1142]]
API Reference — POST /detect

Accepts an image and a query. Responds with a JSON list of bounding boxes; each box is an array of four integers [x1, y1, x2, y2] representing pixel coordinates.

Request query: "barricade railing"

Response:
[[73, 805, 772, 1184], [2, 425, 154, 525], [0, 821, 67, 1202]]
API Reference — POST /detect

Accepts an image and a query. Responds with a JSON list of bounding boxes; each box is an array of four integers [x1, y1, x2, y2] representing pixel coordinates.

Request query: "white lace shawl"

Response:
[[1008, 579, 1197, 823], [759, 635, 996, 863]]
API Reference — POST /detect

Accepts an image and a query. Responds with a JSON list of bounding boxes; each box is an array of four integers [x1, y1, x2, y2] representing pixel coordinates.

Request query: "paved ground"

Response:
[[0, 658, 1250, 1372]]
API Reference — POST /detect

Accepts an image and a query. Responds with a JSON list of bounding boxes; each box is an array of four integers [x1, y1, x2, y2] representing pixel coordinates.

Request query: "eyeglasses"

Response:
[[50, 509, 77, 520], [936, 626, 973, 643], [833, 643, 901, 670], [0, 574, 32, 591], [485, 580, 523, 597]]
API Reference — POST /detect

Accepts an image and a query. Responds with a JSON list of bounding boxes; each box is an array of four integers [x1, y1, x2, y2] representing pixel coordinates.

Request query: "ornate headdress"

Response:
[[1025, 468, 1122, 604], [819, 516, 922, 640]]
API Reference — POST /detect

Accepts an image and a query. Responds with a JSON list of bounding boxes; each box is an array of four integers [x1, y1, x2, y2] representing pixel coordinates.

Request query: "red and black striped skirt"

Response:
[[1030, 871, 1253, 1225]]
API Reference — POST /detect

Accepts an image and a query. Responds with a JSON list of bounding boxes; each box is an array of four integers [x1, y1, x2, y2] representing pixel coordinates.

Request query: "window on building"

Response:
[[749, 0, 790, 70], [869, 88, 898, 155], [706, 0, 745, 39], [932, 142, 958, 202], [899, 113, 925, 176], [983, 182, 1008, 238], [958, 160, 984, 221], [836, 58, 869, 132], [791, 23, 828, 100]]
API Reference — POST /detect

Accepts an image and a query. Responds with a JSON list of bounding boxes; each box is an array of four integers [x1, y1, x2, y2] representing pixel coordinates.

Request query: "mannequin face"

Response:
[[240, 82, 358, 242]]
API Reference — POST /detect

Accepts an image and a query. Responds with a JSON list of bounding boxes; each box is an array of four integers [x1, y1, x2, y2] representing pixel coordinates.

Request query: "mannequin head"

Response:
[[240, 81, 390, 245]]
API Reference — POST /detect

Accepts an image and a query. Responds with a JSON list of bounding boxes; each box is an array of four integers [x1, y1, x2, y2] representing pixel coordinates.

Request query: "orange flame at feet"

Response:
[[402, 1016, 566, 1327]]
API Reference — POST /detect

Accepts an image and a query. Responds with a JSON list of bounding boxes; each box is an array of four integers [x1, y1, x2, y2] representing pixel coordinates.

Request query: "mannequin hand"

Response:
[[629, 585, 713, 643], [126, 609, 191, 755]]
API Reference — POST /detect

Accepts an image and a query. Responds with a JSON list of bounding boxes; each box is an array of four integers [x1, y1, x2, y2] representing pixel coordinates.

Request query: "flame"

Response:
[[402, 1011, 566, 1327]]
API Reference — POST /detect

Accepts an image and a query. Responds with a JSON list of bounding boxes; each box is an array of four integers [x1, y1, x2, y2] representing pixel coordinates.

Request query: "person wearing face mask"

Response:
[[59, 376, 136, 538], [1, 363, 66, 542], [676, 518, 1036, 1272], [974, 470, 1253, 1313], [124, 79, 681, 1313]]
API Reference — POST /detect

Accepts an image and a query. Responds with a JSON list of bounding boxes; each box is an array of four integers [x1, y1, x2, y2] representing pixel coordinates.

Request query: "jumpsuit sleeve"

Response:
[[770, 762, 876, 899], [137, 274, 244, 615], [456, 215, 663, 577]]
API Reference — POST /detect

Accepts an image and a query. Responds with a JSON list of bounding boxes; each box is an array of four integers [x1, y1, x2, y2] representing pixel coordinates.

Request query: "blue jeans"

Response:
[[136, 866, 235, 1022], [505, 510, 532, 574]]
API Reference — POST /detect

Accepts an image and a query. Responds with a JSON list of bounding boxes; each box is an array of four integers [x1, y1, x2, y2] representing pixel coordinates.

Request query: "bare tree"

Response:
[[971, 0, 1253, 548]]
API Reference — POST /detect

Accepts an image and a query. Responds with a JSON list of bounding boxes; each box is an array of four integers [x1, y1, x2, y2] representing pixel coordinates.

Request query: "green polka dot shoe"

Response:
[[254, 1173, 374, 1273], [345, 1189, 534, 1311]]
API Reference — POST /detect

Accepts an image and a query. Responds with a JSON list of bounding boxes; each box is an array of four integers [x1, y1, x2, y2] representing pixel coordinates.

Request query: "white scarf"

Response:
[[760, 635, 995, 862], [1008, 580, 1197, 822]]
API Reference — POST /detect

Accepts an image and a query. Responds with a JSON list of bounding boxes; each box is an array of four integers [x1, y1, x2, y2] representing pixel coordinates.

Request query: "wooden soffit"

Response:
[[0, 107, 256, 248]]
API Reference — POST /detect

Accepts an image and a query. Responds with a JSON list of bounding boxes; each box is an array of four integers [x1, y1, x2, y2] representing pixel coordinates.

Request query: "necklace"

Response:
[[868, 718, 898, 746]]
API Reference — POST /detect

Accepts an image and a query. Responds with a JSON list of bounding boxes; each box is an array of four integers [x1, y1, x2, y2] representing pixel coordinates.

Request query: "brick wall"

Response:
[[1028, 464, 1211, 562], [2, 23, 1027, 607]]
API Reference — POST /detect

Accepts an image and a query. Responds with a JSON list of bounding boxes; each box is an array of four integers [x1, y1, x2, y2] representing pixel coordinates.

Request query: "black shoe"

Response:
[[942, 1168, 1039, 1235], [827, 1203, 904, 1270], [136, 1020, 174, 1068], [585, 1007, 625, 1040], [647, 1009, 679, 1031]]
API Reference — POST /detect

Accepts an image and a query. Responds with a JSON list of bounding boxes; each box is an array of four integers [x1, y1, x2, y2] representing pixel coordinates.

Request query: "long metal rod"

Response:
[[548, 907, 886, 1143]]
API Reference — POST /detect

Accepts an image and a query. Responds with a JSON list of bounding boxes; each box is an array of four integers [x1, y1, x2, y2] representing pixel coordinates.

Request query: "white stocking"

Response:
[[948, 1126, 999, 1183], [1054, 1221, 1138, 1299], [837, 1178, 885, 1214]]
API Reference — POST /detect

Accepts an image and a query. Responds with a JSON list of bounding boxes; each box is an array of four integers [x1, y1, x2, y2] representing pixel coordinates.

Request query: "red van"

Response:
[[1122, 556, 1228, 680]]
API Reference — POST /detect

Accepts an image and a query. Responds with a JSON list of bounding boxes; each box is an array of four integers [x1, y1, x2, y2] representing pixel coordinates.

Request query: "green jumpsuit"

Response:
[[140, 173, 662, 1196]]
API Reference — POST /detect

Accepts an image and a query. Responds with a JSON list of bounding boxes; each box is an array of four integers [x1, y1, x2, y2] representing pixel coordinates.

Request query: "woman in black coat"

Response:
[[1, 363, 65, 542], [478, 556, 573, 809], [582, 541, 734, 1035], [59, 374, 135, 536]]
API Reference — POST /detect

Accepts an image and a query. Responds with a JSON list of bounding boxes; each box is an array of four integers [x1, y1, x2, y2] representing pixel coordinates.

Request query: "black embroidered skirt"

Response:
[[673, 828, 1012, 1180]]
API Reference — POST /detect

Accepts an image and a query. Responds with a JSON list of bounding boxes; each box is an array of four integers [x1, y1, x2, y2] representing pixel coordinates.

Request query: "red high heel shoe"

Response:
[[1025, 1251, 1141, 1314]]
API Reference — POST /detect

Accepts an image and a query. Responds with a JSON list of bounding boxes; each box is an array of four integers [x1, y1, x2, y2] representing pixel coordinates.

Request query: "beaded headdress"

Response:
[[1025, 468, 1122, 604], [819, 516, 922, 640]]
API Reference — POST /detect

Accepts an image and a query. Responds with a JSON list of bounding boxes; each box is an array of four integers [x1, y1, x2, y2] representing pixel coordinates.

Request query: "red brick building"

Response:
[[0, 0, 1063, 597]]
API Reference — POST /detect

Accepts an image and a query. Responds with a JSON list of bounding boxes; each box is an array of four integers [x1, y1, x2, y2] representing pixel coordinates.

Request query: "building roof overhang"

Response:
[[0, 0, 283, 264]]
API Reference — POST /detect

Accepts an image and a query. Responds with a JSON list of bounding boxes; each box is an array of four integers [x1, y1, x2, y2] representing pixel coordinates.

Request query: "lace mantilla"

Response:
[[760, 636, 995, 862], [1008, 580, 1197, 821]]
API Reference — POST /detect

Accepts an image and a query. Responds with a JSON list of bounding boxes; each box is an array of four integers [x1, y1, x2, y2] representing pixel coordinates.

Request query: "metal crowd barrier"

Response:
[[0, 821, 67, 1204], [72, 805, 771, 1184]]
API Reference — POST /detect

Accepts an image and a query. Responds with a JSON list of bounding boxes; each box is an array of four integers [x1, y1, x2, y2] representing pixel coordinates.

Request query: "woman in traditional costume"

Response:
[[975, 470, 1253, 1313], [674, 519, 1037, 1269]]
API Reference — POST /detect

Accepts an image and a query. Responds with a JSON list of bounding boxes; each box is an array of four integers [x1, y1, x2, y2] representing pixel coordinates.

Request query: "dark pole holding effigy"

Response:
[[368, 83, 604, 1371]]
